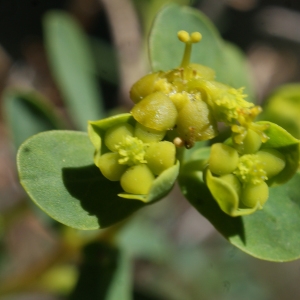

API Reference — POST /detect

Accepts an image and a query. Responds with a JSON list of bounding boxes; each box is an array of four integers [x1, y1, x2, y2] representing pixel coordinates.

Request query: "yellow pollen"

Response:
[[190, 32, 202, 43], [177, 30, 190, 43], [115, 136, 148, 166], [234, 154, 268, 185]]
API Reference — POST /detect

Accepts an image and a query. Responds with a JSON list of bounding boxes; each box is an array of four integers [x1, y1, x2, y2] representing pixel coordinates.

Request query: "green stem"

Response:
[[180, 43, 191, 67]]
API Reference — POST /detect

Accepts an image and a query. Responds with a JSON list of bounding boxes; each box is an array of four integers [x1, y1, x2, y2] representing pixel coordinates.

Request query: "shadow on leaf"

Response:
[[62, 164, 145, 228], [179, 173, 246, 244]]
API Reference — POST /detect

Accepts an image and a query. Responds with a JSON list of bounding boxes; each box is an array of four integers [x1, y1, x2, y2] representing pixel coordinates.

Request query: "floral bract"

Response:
[[88, 114, 179, 202], [206, 123, 299, 216]]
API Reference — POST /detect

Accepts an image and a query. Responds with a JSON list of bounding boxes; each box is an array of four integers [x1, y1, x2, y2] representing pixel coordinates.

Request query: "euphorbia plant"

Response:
[[16, 4, 300, 262]]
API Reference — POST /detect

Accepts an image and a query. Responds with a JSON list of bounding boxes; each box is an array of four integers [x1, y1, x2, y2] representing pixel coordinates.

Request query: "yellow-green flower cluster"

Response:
[[130, 30, 267, 149], [96, 121, 176, 195], [207, 128, 286, 215]]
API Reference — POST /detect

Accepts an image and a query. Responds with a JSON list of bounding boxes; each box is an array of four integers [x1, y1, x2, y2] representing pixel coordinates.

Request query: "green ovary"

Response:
[[104, 123, 134, 152], [120, 164, 155, 194], [241, 182, 269, 208], [115, 135, 148, 166], [234, 154, 267, 185], [134, 122, 166, 143], [131, 92, 178, 131], [97, 153, 128, 181], [176, 98, 218, 148], [233, 128, 262, 154], [145, 141, 176, 175], [209, 143, 239, 175], [256, 148, 286, 179], [130, 72, 162, 103]]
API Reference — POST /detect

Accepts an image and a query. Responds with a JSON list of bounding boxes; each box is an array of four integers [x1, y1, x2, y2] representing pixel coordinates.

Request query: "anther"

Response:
[[190, 32, 202, 43], [177, 30, 190, 43]]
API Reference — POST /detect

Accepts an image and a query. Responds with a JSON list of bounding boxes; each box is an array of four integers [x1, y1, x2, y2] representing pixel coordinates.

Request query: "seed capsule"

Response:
[[130, 72, 161, 103], [256, 148, 286, 179], [145, 141, 176, 175], [134, 122, 166, 143], [176, 99, 218, 148], [209, 143, 239, 175], [233, 128, 262, 154], [241, 182, 269, 208], [97, 153, 128, 181], [120, 164, 155, 194], [104, 123, 134, 152], [131, 92, 178, 131]]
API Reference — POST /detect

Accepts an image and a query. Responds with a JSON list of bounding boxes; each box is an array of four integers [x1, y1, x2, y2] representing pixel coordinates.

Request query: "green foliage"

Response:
[[3, 90, 67, 148], [261, 84, 300, 138], [43, 11, 105, 131], [17, 131, 146, 229]]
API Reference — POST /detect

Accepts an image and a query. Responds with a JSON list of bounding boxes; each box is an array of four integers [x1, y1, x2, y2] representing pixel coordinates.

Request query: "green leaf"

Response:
[[17, 131, 146, 230], [220, 42, 254, 101], [69, 242, 132, 300], [260, 84, 300, 139], [88, 114, 179, 203], [179, 149, 300, 261], [149, 4, 254, 96], [149, 4, 223, 73], [43, 11, 104, 131], [3, 89, 66, 148], [105, 250, 132, 300], [133, 0, 191, 37], [90, 38, 119, 85]]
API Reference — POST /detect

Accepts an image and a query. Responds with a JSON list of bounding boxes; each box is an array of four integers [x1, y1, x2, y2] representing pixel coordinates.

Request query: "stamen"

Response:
[[115, 136, 148, 166], [177, 30, 202, 68], [234, 154, 268, 185]]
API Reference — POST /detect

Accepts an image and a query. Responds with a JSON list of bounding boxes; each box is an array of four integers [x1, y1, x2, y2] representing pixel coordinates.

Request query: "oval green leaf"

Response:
[[3, 89, 67, 148], [17, 131, 146, 230], [43, 11, 104, 131]]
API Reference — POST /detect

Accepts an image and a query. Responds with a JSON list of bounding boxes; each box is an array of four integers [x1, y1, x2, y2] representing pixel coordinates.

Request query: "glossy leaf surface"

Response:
[[17, 131, 146, 230]]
